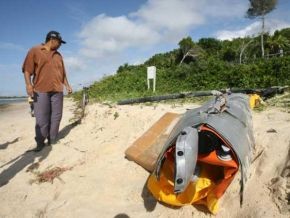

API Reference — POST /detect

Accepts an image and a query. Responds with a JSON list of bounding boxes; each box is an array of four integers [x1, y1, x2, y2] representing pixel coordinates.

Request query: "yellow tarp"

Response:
[[249, 93, 262, 109], [147, 159, 219, 214]]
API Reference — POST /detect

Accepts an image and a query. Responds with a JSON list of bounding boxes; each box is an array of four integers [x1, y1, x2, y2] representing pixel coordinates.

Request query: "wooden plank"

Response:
[[125, 112, 180, 172]]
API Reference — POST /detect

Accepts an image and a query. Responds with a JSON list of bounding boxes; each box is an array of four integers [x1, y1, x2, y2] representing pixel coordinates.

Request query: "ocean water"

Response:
[[0, 98, 26, 105]]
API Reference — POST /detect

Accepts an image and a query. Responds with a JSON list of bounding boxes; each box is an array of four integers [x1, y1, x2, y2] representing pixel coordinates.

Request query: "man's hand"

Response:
[[26, 84, 34, 96], [66, 85, 73, 94]]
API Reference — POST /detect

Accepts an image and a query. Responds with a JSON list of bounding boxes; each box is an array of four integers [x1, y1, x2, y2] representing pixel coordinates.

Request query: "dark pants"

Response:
[[33, 92, 63, 145]]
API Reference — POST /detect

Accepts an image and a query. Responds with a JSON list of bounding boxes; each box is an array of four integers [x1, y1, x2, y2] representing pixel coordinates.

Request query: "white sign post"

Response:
[[147, 66, 156, 92]]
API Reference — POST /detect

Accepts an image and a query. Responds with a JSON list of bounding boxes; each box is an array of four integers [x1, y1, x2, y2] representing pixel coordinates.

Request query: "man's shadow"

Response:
[[0, 137, 20, 150], [57, 119, 81, 140], [0, 119, 81, 187], [0, 145, 52, 187]]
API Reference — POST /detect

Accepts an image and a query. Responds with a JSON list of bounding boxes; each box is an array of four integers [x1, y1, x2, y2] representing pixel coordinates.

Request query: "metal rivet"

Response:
[[177, 151, 184, 156], [177, 178, 183, 184]]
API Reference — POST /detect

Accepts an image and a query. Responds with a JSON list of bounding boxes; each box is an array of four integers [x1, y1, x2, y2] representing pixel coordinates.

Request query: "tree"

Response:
[[178, 37, 202, 64], [117, 63, 130, 74], [178, 37, 195, 64], [239, 39, 254, 64], [198, 38, 222, 55], [179, 45, 205, 65], [274, 28, 290, 39], [266, 34, 290, 55], [179, 37, 195, 54], [246, 0, 277, 58]]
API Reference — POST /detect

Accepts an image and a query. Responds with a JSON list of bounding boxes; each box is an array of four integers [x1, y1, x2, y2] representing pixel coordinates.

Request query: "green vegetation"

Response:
[[72, 27, 290, 103], [266, 92, 290, 110]]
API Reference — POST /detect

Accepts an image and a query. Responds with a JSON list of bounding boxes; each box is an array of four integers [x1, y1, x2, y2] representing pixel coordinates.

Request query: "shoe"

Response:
[[33, 147, 43, 152], [34, 142, 45, 152], [26, 143, 45, 153]]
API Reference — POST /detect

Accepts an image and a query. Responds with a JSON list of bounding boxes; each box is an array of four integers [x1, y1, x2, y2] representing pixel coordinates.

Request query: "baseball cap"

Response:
[[46, 31, 66, 44]]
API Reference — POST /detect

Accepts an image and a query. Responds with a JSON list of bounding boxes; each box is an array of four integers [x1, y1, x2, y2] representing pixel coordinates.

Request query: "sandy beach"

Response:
[[0, 98, 289, 218]]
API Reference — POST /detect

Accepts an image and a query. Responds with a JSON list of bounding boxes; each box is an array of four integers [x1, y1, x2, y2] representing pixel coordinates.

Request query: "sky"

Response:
[[1, 0, 290, 96]]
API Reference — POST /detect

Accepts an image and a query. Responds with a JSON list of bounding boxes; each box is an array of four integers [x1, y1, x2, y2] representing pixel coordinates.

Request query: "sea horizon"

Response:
[[0, 97, 27, 105]]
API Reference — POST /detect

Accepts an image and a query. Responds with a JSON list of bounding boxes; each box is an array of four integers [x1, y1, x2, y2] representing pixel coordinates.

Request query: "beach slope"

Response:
[[0, 99, 289, 217]]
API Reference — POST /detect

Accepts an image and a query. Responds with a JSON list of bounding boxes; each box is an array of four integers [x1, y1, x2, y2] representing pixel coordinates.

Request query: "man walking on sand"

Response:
[[22, 31, 72, 152]]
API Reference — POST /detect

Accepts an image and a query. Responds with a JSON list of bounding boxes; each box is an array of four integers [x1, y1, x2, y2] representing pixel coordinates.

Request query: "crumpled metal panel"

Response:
[[154, 93, 254, 200], [174, 126, 198, 193], [205, 94, 254, 184]]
